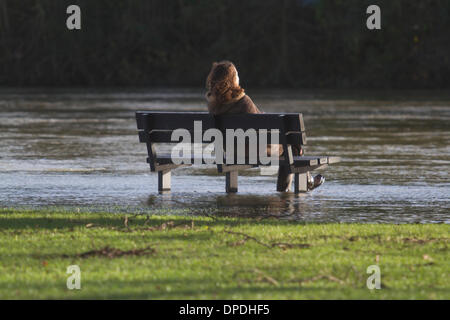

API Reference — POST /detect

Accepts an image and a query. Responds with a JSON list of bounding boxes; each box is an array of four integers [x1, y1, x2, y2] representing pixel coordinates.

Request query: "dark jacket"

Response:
[[207, 93, 286, 157], [208, 94, 261, 115]]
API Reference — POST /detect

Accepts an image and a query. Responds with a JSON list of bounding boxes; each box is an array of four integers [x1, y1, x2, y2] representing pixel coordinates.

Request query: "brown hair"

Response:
[[206, 61, 244, 105]]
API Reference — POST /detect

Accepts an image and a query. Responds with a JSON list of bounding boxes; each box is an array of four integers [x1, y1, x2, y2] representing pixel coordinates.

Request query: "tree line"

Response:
[[0, 0, 449, 89]]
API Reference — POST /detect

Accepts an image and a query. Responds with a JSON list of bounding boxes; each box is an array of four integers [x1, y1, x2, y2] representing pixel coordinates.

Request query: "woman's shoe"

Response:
[[308, 174, 325, 190]]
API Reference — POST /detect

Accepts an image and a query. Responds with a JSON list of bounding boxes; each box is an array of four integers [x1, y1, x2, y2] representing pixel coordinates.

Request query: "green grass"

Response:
[[0, 208, 448, 299]]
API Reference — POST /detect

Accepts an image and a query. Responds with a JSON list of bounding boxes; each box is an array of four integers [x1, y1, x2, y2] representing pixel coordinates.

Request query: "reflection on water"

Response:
[[0, 88, 449, 223]]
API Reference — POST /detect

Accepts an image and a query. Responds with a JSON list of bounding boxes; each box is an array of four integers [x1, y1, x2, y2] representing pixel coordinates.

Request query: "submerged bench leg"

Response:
[[226, 171, 238, 193], [158, 170, 171, 192], [294, 172, 308, 194]]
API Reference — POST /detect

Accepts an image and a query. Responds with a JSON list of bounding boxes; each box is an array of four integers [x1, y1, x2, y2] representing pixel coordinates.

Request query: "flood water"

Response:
[[0, 88, 449, 223]]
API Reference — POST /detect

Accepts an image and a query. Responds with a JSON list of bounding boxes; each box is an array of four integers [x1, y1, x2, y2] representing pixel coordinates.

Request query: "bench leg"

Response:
[[294, 172, 308, 194], [158, 170, 171, 192], [226, 171, 238, 193]]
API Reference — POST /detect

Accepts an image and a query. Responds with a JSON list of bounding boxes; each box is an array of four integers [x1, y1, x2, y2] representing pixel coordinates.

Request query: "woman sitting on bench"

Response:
[[205, 60, 325, 191]]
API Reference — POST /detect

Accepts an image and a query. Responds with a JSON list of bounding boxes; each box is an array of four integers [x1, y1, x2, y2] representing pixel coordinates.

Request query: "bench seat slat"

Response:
[[293, 156, 319, 166], [151, 154, 330, 168], [327, 156, 341, 164], [151, 154, 217, 165], [291, 156, 328, 166]]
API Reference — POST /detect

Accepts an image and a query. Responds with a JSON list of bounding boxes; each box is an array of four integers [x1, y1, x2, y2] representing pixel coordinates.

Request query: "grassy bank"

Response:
[[0, 209, 448, 299]]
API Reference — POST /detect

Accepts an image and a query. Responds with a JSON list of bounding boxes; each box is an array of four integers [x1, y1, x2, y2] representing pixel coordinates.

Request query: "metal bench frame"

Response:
[[136, 111, 340, 193]]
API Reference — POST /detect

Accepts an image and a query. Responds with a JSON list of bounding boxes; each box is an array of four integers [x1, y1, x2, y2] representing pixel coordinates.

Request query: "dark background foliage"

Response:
[[0, 0, 449, 88]]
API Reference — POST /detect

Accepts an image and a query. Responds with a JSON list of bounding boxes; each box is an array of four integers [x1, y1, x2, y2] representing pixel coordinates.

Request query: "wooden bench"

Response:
[[136, 111, 340, 193]]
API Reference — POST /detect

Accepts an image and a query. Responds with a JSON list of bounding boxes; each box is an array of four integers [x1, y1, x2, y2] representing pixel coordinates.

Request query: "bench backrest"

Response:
[[136, 112, 214, 143], [136, 111, 306, 169]]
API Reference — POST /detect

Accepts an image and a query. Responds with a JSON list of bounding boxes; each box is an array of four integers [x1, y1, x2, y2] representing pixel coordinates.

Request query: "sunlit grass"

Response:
[[0, 209, 448, 299]]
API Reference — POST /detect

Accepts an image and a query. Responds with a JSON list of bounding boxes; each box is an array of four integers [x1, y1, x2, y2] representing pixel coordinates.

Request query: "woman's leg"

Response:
[[276, 145, 302, 192], [276, 164, 293, 192]]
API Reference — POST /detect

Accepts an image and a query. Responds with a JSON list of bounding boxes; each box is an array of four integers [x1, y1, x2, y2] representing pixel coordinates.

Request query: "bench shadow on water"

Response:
[[143, 174, 450, 223], [0, 88, 449, 223], [146, 192, 311, 218]]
